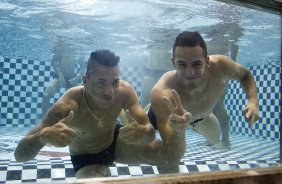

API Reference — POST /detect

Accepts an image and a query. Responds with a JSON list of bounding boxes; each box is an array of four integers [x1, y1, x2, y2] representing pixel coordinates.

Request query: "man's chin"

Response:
[[101, 100, 114, 108], [183, 81, 199, 88], [185, 76, 201, 81]]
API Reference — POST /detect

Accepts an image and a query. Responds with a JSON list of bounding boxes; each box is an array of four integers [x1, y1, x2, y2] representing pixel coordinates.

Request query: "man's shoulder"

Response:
[[63, 86, 83, 98], [119, 80, 131, 86], [118, 80, 138, 102], [151, 82, 174, 102], [162, 70, 176, 78], [208, 55, 240, 80], [209, 55, 231, 64], [209, 55, 234, 70], [118, 80, 134, 93], [57, 86, 82, 108], [153, 70, 176, 89]]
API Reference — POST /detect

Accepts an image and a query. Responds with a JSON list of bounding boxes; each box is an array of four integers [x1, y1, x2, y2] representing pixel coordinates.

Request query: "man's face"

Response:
[[84, 63, 120, 108], [172, 46, 208, 88]]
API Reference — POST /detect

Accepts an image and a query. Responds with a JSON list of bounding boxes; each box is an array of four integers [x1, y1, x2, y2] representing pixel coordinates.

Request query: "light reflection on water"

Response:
[[0, 0, 280, 66], [0, 0, 280, 180]]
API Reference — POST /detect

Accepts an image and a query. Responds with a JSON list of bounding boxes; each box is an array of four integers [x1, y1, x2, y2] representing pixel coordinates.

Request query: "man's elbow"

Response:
[[240, 69, 252, 83], [14, 147, 33, 162], [14, 150, 26, 162]]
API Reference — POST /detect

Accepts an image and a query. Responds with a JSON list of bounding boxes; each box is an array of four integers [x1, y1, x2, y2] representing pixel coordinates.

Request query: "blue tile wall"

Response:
[[0, 57, 51, 127], [225, 64, 281, 140], [0, 56, 280, 141]]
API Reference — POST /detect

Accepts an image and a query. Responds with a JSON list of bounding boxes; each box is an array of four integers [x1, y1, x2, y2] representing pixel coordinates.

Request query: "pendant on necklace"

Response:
[[98, 120, 103, 128]]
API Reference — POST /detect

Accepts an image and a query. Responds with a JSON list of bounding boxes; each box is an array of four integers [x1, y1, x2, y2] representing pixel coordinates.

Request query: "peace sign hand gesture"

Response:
[[162, 90, 192, 132]]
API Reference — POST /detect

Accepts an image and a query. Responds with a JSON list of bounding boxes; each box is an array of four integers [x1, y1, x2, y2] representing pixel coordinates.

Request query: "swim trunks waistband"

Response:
[[189, 118, 204, 130], [148, 107, 204, 130]]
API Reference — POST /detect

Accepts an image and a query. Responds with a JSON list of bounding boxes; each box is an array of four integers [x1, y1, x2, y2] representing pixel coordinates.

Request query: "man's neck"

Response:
[[83, 89, 106, 115]]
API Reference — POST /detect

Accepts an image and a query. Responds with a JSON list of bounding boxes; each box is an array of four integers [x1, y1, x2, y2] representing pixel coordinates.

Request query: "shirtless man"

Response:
[[41, 39, 85, 117], [14, 49, 171, 178], [148, 31, 260, 169]]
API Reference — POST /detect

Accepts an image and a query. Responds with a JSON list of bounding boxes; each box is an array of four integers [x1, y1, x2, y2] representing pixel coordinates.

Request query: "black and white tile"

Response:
[[0, 128, 280, 183]]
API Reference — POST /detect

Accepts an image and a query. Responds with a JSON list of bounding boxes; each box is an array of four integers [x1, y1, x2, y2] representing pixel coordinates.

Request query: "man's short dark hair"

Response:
[[173, 31, 207, 57], [86, 49, 120, 77]]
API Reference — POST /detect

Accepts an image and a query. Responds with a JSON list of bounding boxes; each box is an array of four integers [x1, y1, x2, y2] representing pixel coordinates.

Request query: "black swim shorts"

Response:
[[147, 107, 158, 130], [70, 123, 123, 173], [147, 107, 204, 130]]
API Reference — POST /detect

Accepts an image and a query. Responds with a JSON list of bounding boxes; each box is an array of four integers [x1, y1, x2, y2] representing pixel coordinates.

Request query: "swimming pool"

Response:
[[0, 0, 281, 183]]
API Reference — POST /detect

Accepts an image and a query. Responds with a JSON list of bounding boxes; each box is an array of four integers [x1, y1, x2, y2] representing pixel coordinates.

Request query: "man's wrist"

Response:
[[38, 127, 49, 145], [249, 98, 259, 106], [143, 124, 155, 143]]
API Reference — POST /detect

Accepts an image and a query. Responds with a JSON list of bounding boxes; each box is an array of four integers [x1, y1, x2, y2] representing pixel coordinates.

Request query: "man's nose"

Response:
[[185, 67, 195, 76], [104, 84, 114, 96]]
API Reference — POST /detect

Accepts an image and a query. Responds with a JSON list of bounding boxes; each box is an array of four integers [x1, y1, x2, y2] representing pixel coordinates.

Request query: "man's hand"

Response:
[[119, 110, 147, 144], [244, 102, 259, 129], [40, 111, 76, 147], [162, 89, 192, 132]]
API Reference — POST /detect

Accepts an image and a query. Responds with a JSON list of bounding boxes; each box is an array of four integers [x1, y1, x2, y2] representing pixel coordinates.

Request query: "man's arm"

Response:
[[14, 102, 76, 162], [119, 82, 155, 144], [218, 55, 259, 127], [151, 88, 191, 163], [14, 123, 49, 162]]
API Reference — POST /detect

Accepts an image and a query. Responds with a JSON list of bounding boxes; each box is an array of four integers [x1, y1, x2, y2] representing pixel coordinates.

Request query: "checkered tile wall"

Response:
[[0, 57, 50, 127], [225, 64, 281, 140], [0, 56, 280, 140]]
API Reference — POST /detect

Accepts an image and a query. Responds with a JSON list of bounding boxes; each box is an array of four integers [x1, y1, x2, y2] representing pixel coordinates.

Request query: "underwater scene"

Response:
[[0, 0, 281, 183]]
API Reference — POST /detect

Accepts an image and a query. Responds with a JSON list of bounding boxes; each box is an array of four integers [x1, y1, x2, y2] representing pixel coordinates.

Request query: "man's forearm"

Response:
[[141, 123, 156, 144], [161, 125, 186, 163], [241, 71, 259, 105], [14, 132, 45, 162]]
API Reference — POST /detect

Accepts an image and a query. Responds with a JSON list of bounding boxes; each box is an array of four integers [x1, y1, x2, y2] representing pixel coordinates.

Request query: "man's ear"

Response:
[[171, 57, 176, 68], [206, 56, 210, 65], [82, 75, 88, 85]]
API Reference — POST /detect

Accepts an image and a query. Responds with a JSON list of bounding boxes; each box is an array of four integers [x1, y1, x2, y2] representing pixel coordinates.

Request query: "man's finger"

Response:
[[245, 110, 251, 120], [66, 127, 76, 136], [171, 89, 182, 109], [249, 123, 254, 129], [182, 112, 192, 122], [249, 115, 255, 129], [169, 114, 182, 121], [162, 96, 175, 113], [250, 114, 255, 124], [61, 111, 74, 124]]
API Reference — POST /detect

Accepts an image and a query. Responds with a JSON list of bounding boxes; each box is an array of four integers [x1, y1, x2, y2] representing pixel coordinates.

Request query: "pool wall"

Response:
[[0, 56, 280, 141]]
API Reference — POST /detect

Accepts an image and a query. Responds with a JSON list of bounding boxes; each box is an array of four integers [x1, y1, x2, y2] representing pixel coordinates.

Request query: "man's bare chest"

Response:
[[70, 108, 120, 135], [180, 81, 227, 118]]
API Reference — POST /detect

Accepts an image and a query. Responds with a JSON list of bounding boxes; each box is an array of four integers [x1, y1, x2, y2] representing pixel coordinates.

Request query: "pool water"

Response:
[[0, 0, 280, 66], [0, 0, 281, 183]]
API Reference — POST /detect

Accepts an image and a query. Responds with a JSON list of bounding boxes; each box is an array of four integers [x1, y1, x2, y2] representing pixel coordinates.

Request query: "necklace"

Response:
[[83, 89, 106, 128]]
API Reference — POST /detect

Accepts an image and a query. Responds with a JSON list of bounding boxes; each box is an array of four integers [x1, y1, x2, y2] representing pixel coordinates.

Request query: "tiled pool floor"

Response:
[[0, 127, 280, 183]]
